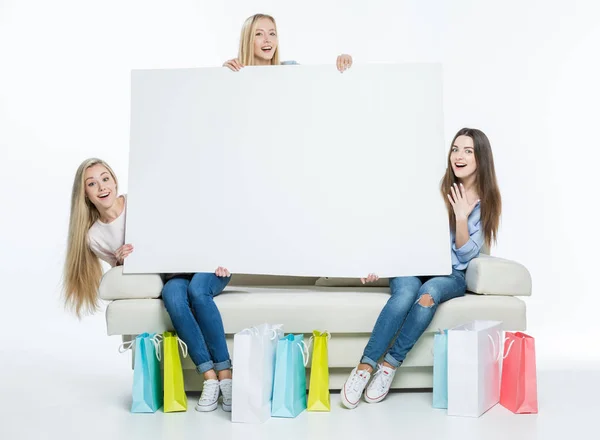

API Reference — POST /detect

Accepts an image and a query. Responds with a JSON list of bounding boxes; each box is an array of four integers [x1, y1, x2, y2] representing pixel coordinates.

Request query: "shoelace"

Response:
[[199, 381, 220, 403], [371, 366, 394, 391], [348, 370, 370, 393]]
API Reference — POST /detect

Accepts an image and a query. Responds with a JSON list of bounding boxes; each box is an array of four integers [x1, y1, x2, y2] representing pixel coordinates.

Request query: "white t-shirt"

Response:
[[88, 195, 127, 267]]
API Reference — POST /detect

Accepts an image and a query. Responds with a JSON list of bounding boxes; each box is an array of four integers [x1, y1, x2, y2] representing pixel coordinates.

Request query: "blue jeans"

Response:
[[361, 269, 466, 369], [162, 273, 231, 374]]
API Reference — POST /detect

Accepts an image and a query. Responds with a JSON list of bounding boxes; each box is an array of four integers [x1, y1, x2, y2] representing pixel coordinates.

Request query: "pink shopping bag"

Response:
[[499, 332, 538, 414]]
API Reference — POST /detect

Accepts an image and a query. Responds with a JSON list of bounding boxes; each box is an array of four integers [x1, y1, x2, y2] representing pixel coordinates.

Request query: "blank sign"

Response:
[[124, 64, 452, 278]]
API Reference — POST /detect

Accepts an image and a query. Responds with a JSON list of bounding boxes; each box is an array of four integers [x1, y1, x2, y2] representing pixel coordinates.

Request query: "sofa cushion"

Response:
[[315, 277, 389, 287], [228, 274, 319, 286], [314, 254, 532, 297], [106, 286, 526, 336], [98, 266, 163, 300], [465, 254, 532, 296], [99, 266, 320, 300]]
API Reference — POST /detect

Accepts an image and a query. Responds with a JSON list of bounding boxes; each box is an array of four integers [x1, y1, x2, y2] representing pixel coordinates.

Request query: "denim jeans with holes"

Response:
[[162, 272, 231, 374], [361, 269, 466, 370]]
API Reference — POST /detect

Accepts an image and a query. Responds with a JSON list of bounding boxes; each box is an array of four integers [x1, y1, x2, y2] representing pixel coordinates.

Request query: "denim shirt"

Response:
[[450, 202, 484, 271]]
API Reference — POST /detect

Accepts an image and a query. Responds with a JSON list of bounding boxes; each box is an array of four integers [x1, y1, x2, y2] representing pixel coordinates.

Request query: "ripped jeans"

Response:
[[361, 269, 466, 369]]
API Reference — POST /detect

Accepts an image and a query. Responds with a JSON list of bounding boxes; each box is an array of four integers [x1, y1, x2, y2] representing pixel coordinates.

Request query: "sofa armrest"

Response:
[[99, 266, 164, 300], [465, 254, 532, 296]]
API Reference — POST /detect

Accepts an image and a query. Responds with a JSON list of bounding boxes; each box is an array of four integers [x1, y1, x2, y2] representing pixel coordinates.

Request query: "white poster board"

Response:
[[124, 64, 451, 277]]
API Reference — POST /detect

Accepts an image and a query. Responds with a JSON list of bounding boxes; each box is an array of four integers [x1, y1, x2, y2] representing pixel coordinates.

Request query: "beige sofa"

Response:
[[101, 253, 531, 391]]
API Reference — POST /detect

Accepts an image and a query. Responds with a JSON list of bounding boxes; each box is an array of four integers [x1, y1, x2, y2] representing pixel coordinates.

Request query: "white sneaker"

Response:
[[341, 367, 371, 409], [364, 364, 396, 403], [219, 379, 232, 412], [195, 379, 220, 412]]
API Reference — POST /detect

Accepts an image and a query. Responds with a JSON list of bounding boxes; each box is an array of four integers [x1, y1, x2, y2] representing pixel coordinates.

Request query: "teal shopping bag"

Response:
[[271, 334, 308, 418], [131, 333, 163, 413], [432, 329, 448, 409]]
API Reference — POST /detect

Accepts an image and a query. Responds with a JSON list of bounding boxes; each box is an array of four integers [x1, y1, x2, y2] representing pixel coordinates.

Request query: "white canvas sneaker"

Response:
[[341, 367, 371, 409], [219, 379, 232, 412], [364, 364, 396, 403], [195, 379, 220, 412]]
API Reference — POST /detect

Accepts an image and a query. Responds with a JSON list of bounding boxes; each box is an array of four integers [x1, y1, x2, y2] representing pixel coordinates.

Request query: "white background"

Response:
[[1, 0, 599, 413], [126, 64, 451, 277]]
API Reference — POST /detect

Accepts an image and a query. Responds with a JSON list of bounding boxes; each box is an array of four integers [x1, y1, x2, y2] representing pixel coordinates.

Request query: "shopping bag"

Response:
[[499, 332, 538, 414], [447, 320, 503, 417], [120, 333, 163, 413], [307, 330, 331, 412], [163, 332, 189, 412], [432, 329, 448, 409], [231, 323, 284, 423], [271, 334, 309, 418]]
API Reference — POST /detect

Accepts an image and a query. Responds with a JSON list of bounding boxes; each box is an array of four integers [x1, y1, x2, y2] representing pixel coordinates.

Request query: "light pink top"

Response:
[[87, 195, 127, 267]]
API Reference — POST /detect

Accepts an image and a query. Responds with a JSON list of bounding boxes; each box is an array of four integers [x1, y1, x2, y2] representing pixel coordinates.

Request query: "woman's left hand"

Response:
[[361, 273, 379, 284], [115, 244, 134, 265], [336, 54, 353, 72], [215, 266, 231, 277], [447, 183, 479, 220]]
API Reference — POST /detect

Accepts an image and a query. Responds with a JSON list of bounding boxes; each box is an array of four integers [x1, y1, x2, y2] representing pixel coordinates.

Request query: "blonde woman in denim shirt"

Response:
[[223, 13, 352, 72], [341, 128, 502, 409]]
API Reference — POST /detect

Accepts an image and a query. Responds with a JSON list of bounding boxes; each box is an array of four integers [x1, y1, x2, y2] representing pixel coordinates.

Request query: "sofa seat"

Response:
[[102, 254, 531, 390], [106, 285, 526, 389]]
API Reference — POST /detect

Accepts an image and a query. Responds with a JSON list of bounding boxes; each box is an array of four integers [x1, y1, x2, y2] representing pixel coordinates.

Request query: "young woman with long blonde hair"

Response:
[[223, 13, 353, 72], [63, 158, 130, 317], [63, 158, 234, 414]]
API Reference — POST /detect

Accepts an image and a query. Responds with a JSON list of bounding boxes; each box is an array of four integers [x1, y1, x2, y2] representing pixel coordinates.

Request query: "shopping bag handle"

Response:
[[298, 340, 310, 367], [308, 330, 331, 349], [487, 331, 504, 362], [503, 338, 515, 359], [151, 334, 163, 361], [177, 337, 189, 358], [118, 340, 134, 353], [240, 327, 260, 336], [269, 324, 284, 340]]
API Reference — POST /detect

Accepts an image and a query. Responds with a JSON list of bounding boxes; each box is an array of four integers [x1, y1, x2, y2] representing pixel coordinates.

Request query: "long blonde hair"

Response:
[[238, 14, 280, 66], [63, 158, 119, 317], [440, 128, 502, 249]]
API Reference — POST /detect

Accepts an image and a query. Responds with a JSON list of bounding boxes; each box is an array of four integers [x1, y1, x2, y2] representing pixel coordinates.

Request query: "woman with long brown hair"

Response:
[[341, 128, 502, 409], [222, 13, 352, 72]]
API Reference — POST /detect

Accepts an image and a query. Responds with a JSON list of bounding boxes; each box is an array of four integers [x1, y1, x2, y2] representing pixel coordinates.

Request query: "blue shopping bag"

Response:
[[131, 333, 163, 413], [271, 334, 309, 418], [432, 329, 448, 409]]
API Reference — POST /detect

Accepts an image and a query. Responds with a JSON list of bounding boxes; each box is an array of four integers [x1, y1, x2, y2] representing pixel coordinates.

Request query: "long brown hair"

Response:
[[238, 14, 280, 66], [63, 158, 119, 317], [440, 128, 501, 248]]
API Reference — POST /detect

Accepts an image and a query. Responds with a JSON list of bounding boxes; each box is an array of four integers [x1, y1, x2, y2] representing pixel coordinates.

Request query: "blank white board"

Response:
[[124, 64, 452, 277]]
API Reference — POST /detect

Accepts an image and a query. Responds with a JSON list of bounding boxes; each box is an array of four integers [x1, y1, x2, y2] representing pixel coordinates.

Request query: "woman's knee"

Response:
[[417, 292, 436, 307], [389, 276, 421, 296], [162, 279, 189, 311], [418, 278, 465, 306], [188, 273, 224, 302]]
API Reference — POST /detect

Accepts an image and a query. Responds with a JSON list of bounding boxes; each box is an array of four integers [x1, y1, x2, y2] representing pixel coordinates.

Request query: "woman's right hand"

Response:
[[361, 273, 379, 284], [115, 244, 134, 265], [215, 266, 231, 277], [223, 59, 244, 71]]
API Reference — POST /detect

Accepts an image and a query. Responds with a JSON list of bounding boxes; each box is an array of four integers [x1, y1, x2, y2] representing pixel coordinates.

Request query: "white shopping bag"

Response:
[[231, 323, 284, 423], [447, 320, 503, 417]]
